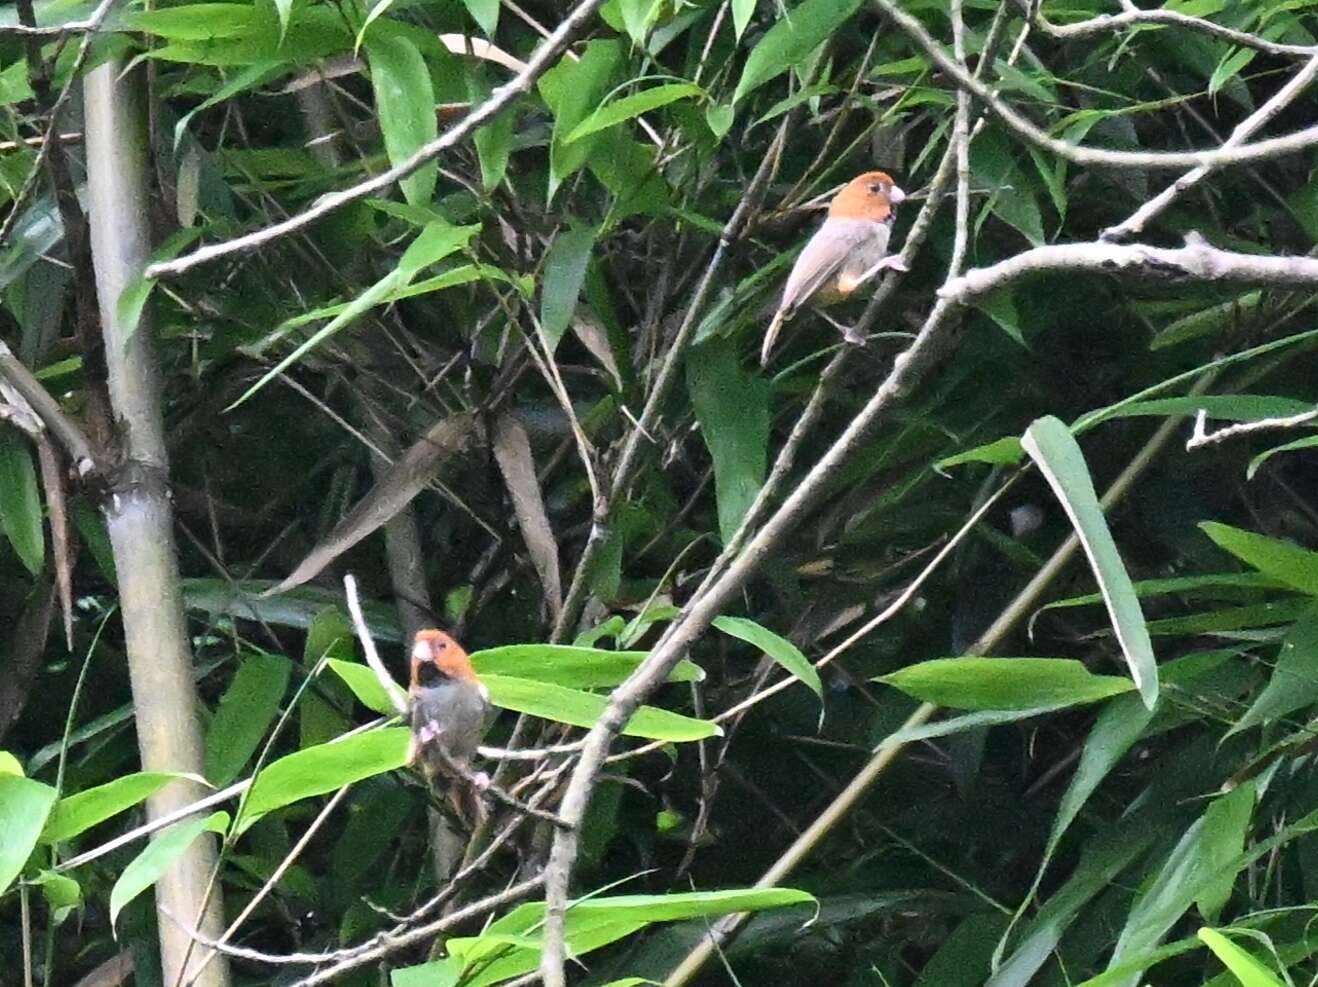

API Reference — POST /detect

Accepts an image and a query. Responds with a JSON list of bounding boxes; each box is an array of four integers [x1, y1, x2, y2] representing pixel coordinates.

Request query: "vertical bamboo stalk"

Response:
[[82, 59, 230, 987]]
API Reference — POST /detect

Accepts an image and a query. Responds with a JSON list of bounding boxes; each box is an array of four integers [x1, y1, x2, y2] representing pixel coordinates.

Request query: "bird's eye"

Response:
[[435, 640, 447, 650], [868, 182, 883, 193]]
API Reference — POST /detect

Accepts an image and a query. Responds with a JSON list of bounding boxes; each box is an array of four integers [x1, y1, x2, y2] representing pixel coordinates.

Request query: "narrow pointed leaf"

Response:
[[1022, 416, 1158, 708]]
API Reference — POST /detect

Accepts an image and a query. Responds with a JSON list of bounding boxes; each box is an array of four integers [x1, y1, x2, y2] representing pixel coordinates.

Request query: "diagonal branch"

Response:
[[146, 0, 606, 280], [0, 341, 102, 476], [536, 222, 1318, 984], [1032, 2, 1318, 58], [870, 0, 1318, 172], [1103, 53, 1318, 241]]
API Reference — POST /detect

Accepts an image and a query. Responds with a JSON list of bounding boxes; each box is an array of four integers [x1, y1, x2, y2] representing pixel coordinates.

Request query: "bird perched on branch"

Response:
[[407, 628, 492, 827], [760, 170, 908, 366]]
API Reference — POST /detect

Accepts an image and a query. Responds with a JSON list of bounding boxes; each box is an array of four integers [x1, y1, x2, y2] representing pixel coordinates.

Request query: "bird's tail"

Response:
[[760, 308, 788, 367]]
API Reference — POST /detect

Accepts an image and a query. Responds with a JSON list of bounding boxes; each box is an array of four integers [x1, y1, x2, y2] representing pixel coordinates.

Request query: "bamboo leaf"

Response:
[[733, 0, 863, 103], [1022, 416, 1158, 708], [109, 812, 229, 929], [366, 33, 437, 208], [713, 615, 822, 700]]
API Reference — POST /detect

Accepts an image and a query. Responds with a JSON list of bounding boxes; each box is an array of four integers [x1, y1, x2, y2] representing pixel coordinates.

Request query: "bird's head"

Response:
[[828, 171, 906, 222], [410, 628, 479, 688]]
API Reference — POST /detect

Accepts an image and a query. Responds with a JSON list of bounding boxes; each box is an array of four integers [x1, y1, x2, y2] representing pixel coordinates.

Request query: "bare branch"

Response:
[[1033, 4, 1318, 59], [1187, 406, 1318, 450], [343, 574, 410, 716], [938, 233, 1318, 303], [870, 0, 1318, 171], [0, 8, 113, 37], [146, 0, 606, 280], [1104, 54, 1318, 241], [0, 341, 102, 476]]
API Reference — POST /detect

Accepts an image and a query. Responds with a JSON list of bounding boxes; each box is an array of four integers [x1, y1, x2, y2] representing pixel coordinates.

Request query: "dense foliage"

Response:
[[3, 0, 1318, 985]]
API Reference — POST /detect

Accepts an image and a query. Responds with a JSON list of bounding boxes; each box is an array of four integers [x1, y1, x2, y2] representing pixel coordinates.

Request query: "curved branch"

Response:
[[938, 233, 1318, 303], [1103, 53, 1318, 241], [870, 0, 1318, 171], [146, 0, 606, 280], [1034, 3, 1318, 58]]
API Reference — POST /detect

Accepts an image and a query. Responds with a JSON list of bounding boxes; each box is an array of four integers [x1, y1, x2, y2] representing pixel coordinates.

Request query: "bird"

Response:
[[760, 170, 908, 367], [407, 628, 492, 826]]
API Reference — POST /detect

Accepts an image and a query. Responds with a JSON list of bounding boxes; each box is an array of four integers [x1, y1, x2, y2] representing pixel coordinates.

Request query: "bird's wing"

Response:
[[779, 219, 881, 315]]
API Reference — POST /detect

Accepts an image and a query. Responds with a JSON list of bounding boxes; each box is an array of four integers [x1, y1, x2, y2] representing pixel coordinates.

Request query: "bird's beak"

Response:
[[888, 185, 906, 205], [412, 641, 430, 663]]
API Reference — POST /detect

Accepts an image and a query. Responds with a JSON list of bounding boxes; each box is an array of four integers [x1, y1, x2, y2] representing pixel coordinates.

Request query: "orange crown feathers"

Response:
[[827, 171, 901, 223], [410, 629, 479, 686]]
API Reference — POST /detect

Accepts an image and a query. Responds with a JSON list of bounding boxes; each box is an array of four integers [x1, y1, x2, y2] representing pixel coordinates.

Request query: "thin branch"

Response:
[[1186, 405, 1318, 450], [0, 7, 115, 36], [1103, 53, 1318, 241], [0, 0, 119, 247], [1033, 3, 1318, 58], [870, 0, 1318, 171], [661, 372, 1218, 987], [538, 232, 1300, 987], [938, 233, 1318, 303], [551, 117, 791, 642], [0, 338, 101, 478], [948, 0, 972, 279], [343, 573, 409, 715], [146, 0, 606, 280]]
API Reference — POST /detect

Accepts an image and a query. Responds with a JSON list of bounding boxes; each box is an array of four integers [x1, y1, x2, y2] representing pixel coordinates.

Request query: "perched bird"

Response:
[[407, 628, 492, 826], [760, 170, 907, 366]]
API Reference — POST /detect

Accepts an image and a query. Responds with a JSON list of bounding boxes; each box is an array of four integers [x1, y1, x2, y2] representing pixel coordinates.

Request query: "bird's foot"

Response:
[[859, 254, 910, 285], [470, 770, 492, 791]]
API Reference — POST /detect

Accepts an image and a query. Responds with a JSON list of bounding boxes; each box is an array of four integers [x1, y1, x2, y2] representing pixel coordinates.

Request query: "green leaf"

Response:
[[31, 870, 80, 911], [468, 69, 514, 190], [0, 430, 43, 576], [879, 658, 1134, 711], [1106, 783, 1257, 979], [936, 435, 1024, 470], [463, 0, 499, 35], [1209, 47, 1255, 97], [688, 338, 769, 544], [238, 728, 410, 831], [229, 221, 478, 409], [1042, 692, 1155, 862], [109, 811, 228, 929], [1196, 783, 1255, 923], [733, 0, 863, 103], [0, 775, 56, 894], [327, 660, 397, 714], [540, 226, 597, 352], [705, 102, 734, 139], [1201, 521, 1318, 596], [119, 228, 207, 339], [481, 675, 719, 741], [1226, 600, 1318, 736], [538, 40, 621, 195], [1022, 417, 1158, 708], [1248, 433, 1318, 479], [566, 83, 702, 143], [1197, 928, 1286, 987], [272, 0, 293, 42], [42, 772, 186, 845], [366, 33, 438, 208], [712, 616, 822, 700], [469, 644, 703, 687], [1107, 394, 1314, 423], [443, 888, 813, 986], [732, 0, 755, 39], [204, 653, 292, 786]]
